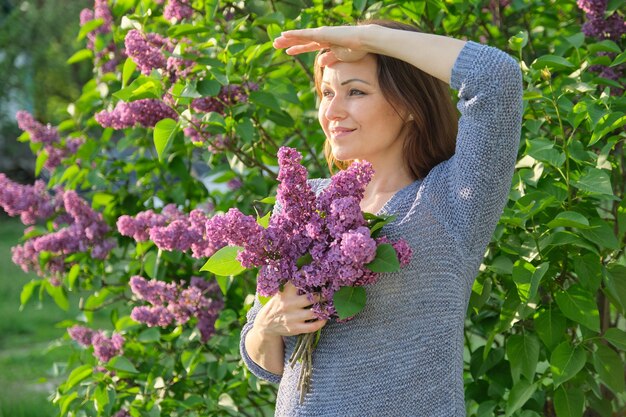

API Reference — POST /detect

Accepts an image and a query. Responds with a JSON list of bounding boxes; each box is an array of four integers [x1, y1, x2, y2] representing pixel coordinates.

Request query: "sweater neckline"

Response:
[[376, 178, 422, 217]]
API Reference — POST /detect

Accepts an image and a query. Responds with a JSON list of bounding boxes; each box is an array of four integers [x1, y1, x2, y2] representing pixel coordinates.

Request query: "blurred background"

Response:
[[1, 2, 89, 415]]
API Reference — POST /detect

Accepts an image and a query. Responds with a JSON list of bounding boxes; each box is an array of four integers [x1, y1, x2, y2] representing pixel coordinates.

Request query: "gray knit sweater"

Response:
[[240, 41, 523, 417]]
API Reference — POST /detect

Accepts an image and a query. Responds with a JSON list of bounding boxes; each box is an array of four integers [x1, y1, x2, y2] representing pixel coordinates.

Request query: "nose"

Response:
[[323, 95, 347, 121]]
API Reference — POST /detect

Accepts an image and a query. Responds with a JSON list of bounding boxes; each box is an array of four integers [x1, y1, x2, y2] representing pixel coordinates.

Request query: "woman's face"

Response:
[[318, 53, 407, 168]]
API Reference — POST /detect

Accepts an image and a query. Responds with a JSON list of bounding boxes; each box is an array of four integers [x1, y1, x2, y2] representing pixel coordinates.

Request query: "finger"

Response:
[[280, 28, 326, 41], [292, 308, 319, 322], [317, 51, 340, 67], [281, 281, 299, 295], [301, 319, 327, 334], [284, 43, 330, 56]]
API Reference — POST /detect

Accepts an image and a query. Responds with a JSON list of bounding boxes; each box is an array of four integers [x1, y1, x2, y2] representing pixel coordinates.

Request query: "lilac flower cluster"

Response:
[[79, 0, 113, 49], [95, 99, 178, 129], [577, 0, 626, 93], [578, 0, 626, 41], [68, 325, 124, 362], [191, 83, 259, 114], [1, 178, 115, 280], [0, 174, 61, 224], [202, 147, 412, 320], [125, 30, 174, 75], [113, 410, 130, 417], [129, 276, 223, 342], [164, 0, 194, 21], [117, 205, 220, 258], [16, 111, 85, 170]]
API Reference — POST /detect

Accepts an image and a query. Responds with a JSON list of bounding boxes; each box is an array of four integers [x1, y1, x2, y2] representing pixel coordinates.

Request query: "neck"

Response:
[[359, 160, 414, 213]]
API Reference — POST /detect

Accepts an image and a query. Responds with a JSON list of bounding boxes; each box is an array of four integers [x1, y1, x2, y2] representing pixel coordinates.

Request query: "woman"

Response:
[[240, 20, 523, 416]]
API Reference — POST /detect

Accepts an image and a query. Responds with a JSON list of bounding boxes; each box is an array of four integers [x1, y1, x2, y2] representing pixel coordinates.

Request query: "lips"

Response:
[[330, 127, 356, 138]]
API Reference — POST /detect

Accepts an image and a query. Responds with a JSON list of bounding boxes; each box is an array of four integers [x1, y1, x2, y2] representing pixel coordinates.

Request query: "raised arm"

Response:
[[273, 24, 466, 84]]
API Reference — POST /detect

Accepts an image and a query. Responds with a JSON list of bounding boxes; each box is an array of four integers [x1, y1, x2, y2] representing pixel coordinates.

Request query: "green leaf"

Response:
[[535, 307, 566, 350], [67, 264, 80, 290], [218, 393, 238, 413], [200, 246, 246, 276], [573, 168, 613, 196], [257, 211, 271, 228], [588, 40, 621, 54], [365, 244, 400, 273], [605, 265, 626, 312], [554, 386, 584, 417], [108, 356, 139, 373], [547, 211, 590, 229], [505, 379, 537, 416], [604, 328, 626, 350], [77, 18, 104, 40], [508, 31, 528, 52], [579, 218, 619, 250], [555, 284, 600, 332], [197, 79, 221, 96], [258, 294, 272, 306], [525, 138, 565, 167], [137, 328, 161, 343], [550, 341, 587, 387], [532, 55, 574, 71], [215, 275, 233, 296], [122, 58, 137, 88], [249, 91, 283, 113], [592, 343, 625, 395], [20, 280, 40, 308], [589, 112, 626, 146], [257, 196, 276, 205], [296, 253, 313, 268], [573, 253, 602, 292], [153, 118, 179, 162], [67, 48, 94, 64], [506, 333, 540, 382], [64, 364, 93, 390], [45, 282, 69, 311], [333, 286, 367, 320], [611, 51, 626, 67], [35, 149, 48, 176]]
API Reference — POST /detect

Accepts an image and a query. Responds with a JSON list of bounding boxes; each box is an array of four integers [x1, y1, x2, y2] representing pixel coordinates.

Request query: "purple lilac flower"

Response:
[[92, 331, 124, 362], [4, 184, 114, 280], [149, 219, 202, 252], [227, 178, 242, 190], [0, 175, 60, 224], [79, 0, 113, 50], [95, 99, 178, 129], [15, 111, 59, 145], [113, 410, 131, 417], [130, 276, 223, 342], [577, 0, 626, 95], [392, 239, 413, 267], [124, 30, 173, 75], [191, 83, 258, 114], [68, 325, 94, 347], [164, 0, 194, 21]]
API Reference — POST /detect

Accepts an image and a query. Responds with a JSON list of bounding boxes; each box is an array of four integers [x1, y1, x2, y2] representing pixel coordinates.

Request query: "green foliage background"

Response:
[[1, 0, 625, 416]]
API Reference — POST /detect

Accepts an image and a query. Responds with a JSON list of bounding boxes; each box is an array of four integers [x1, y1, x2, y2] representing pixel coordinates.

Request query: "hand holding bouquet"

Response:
[[201, 147, 412, 402]]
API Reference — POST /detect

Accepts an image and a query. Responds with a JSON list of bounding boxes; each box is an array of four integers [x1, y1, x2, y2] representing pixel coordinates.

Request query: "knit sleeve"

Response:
[[239, 295, 283, 384], [239, 178, 330, 383], [424, 41, 523, 258]]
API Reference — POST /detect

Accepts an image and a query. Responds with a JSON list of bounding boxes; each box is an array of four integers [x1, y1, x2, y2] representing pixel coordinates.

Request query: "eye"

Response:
[[322, 89, 334, 98], [349, 89, 365, 96]]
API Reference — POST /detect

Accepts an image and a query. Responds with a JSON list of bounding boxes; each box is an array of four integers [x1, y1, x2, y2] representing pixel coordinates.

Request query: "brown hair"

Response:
[[314, 19, 458, 180]]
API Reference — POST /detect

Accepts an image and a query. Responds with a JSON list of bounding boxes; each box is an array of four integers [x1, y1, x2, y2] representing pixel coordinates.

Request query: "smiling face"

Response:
[[317, 54, 408, 170]]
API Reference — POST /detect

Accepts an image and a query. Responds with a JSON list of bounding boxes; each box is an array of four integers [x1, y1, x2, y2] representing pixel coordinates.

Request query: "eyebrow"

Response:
[[321, 78, 372, 86]]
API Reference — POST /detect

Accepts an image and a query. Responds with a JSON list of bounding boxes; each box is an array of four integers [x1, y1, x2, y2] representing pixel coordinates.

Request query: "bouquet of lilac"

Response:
[[200, 147, 412, 401]]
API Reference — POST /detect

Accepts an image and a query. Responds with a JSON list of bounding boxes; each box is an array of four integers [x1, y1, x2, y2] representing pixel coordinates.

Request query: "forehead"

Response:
[[321, 53, 378, 84]]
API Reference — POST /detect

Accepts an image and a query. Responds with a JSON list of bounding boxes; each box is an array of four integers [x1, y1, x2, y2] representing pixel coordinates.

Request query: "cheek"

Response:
[[318, 106, 328, 130]]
